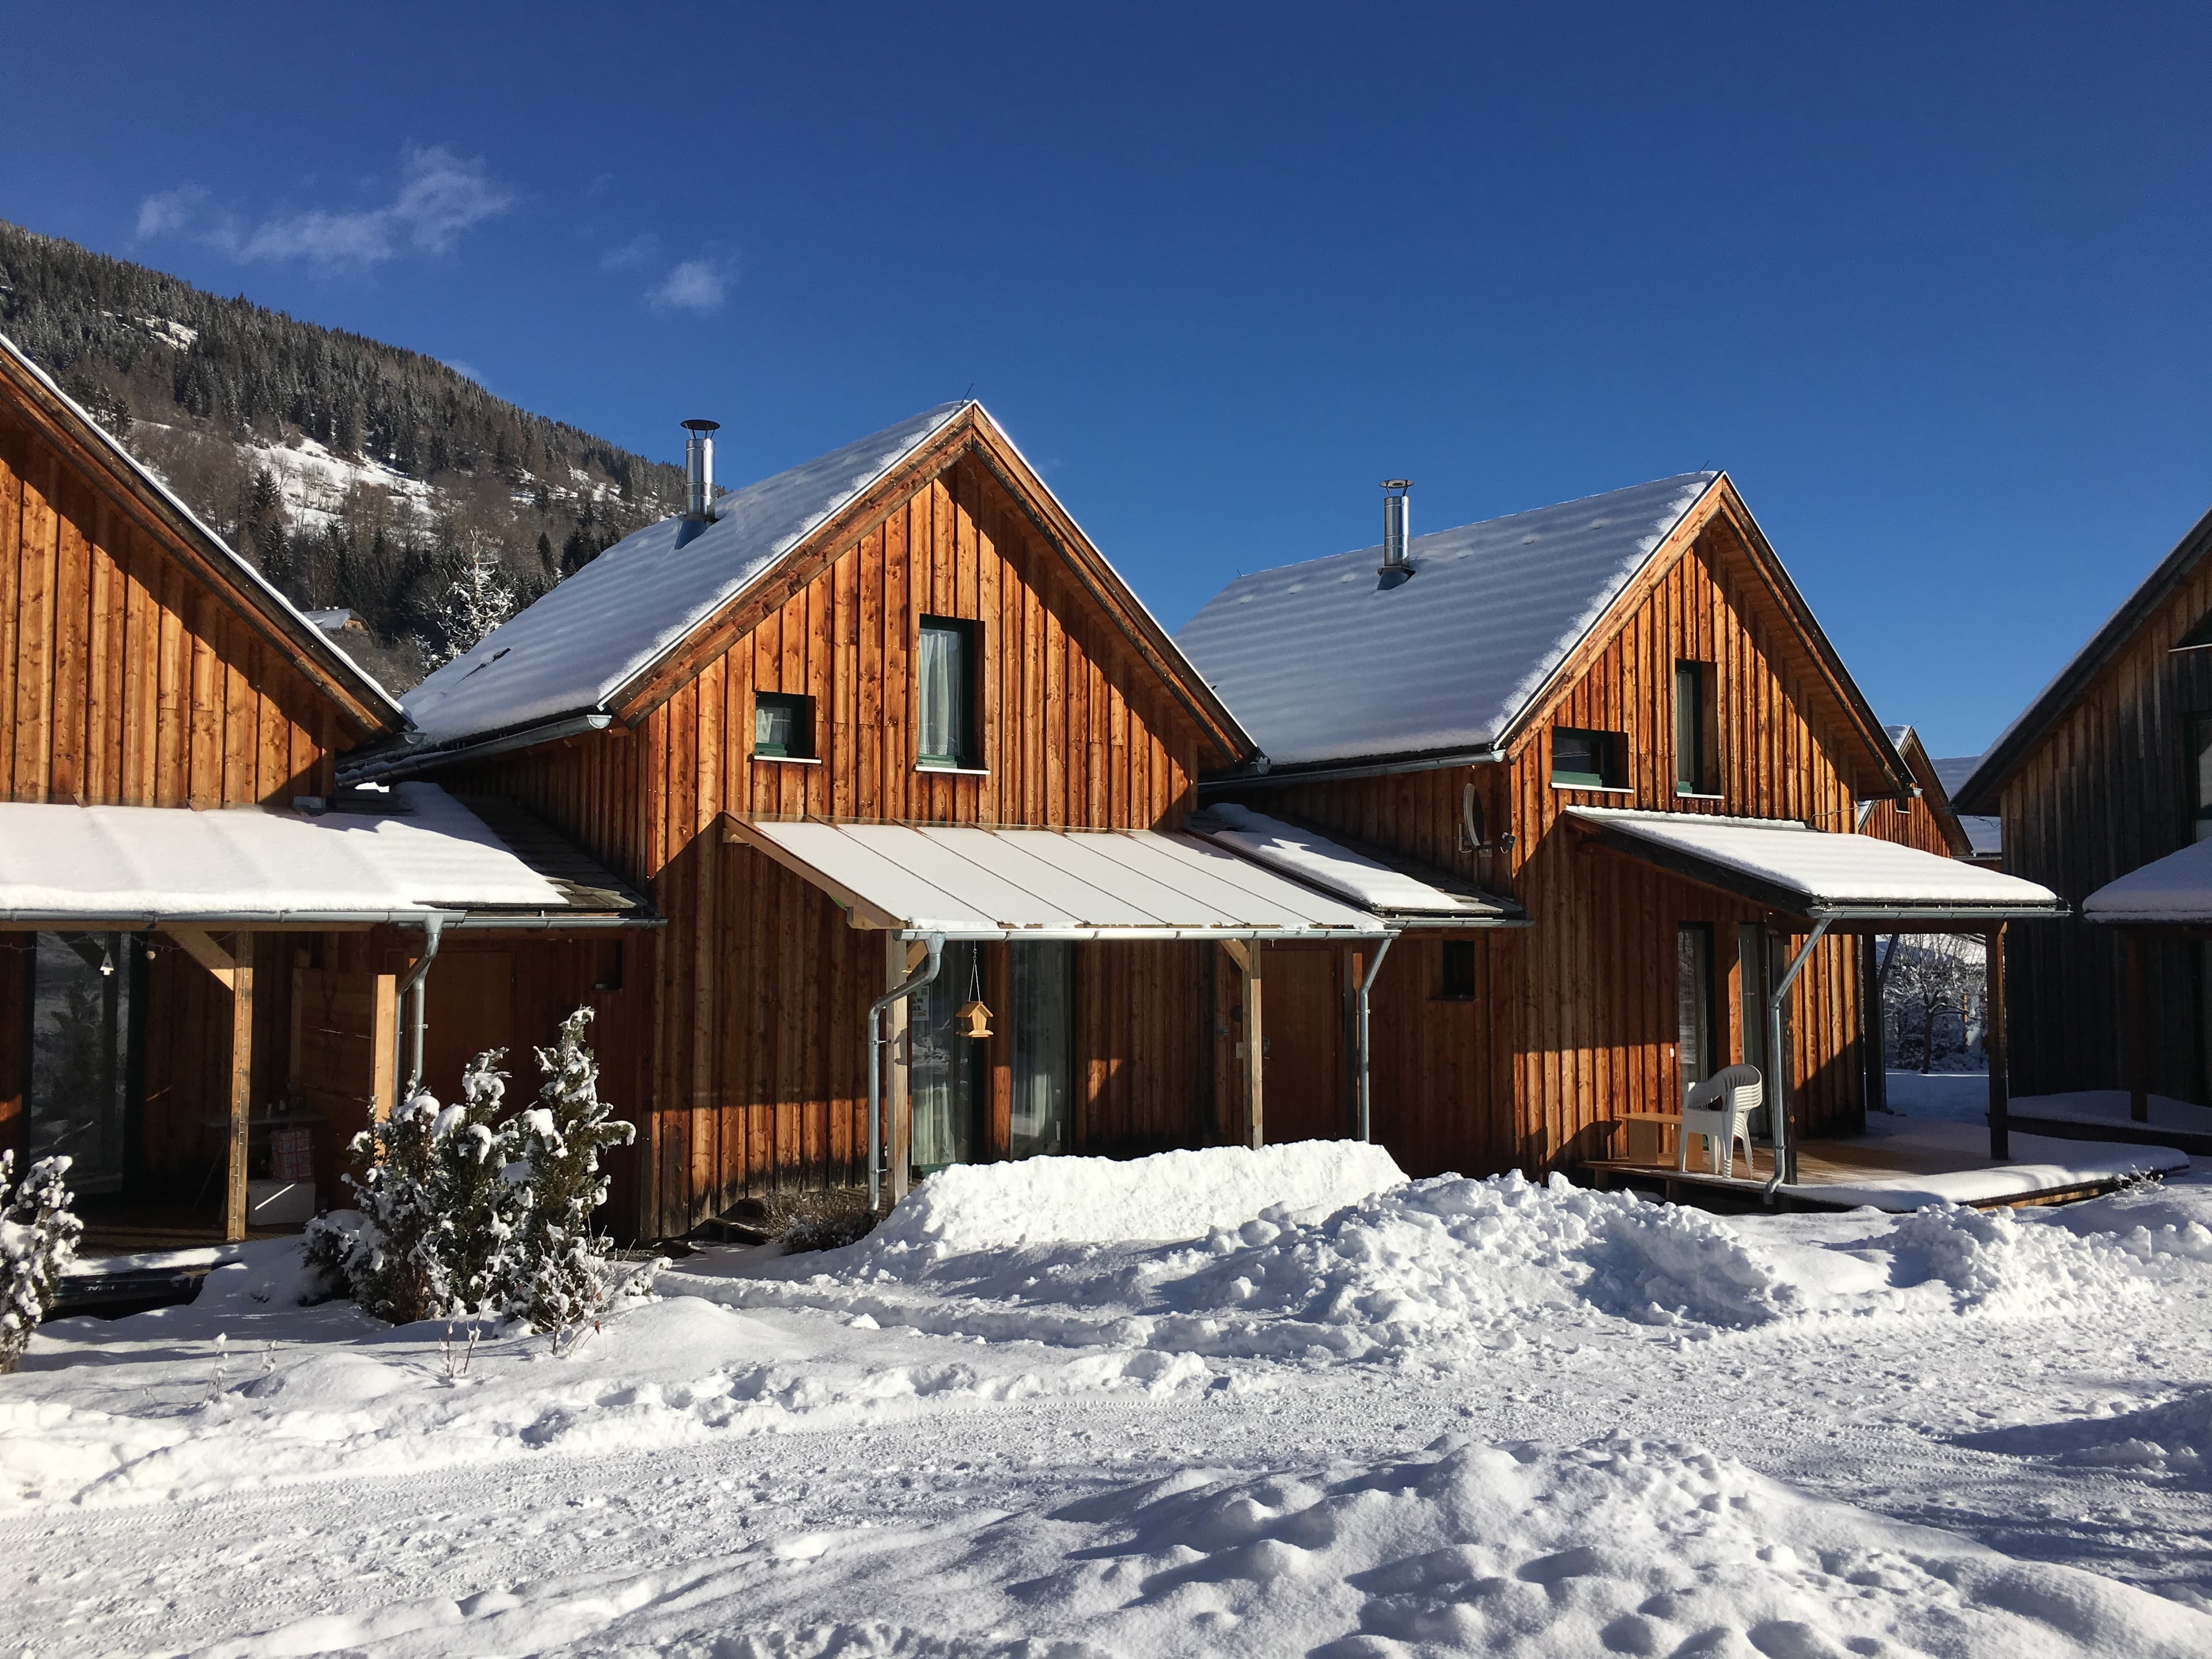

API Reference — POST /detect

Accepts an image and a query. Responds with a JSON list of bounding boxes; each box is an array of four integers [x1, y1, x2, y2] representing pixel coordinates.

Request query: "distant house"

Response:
[[1179, 475, 2062, 1181], [304, 607, 367, 635], [1956, 497, 2212, 1105], [1930, 753, 2001, 866], [357, 403, 1412, 1240], [1859, 725, 1975, 859], [0, 329, 646, 1243]]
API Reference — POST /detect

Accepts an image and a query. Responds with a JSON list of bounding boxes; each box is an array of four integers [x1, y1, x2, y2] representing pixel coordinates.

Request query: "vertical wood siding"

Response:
[[437, 454, 1218, 1237], [1995, 556, 2212, 1103], [1218, 521, 1870, 1177], [0, 406, 339, 808]]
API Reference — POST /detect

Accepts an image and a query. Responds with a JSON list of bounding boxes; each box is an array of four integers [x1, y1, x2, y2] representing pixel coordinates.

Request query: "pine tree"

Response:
[[418, 544, 517, 668], [501, 1009, 636, 1335], [1, 1150, 80, 1374], [536, 531, 556, 582]]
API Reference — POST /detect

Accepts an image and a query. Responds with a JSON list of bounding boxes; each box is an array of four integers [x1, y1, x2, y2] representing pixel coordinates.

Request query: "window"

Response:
[[918, 618, 976, 769], [1674, 661, 1714, 794], [1738, 922, 1781, 1135], [1010, 943, 1074, 1157], [2190, 714, 2212, 843], [1550, 727, 1620, 789], [1438, 940, 1478, 1000], [1676, 923, 1714, 1097], [753, 691, 813, 759]]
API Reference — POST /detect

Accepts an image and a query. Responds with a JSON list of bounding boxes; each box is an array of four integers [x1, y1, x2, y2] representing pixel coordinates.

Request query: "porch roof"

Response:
[[1565, 806, 2065, 925], [0, 783, 652, 929], [723, 815, 1392, 941], [1186, 803, 1527, 927], [2084, 838, 2212, 925]]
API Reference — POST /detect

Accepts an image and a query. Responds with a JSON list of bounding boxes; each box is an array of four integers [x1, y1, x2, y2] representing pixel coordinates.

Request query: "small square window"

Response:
[[918, 617, 977, 769], [1438, 940, 1477, 1001], [1551, 727, 1620, 789], [754, 691, 813, 759]]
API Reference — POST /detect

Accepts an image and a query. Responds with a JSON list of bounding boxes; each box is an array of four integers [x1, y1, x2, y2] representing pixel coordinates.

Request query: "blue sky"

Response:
[[5, 3, 2207, 757]]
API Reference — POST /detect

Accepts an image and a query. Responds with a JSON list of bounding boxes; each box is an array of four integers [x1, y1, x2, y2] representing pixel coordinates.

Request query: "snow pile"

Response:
[[2053, 1389, 2212, 1483], [1162, 1172, 1796, 1347], [1888, 1203, 2158, 1315], [869, 1141, 1407, 1254], [194, 1435, 2212, 1658]]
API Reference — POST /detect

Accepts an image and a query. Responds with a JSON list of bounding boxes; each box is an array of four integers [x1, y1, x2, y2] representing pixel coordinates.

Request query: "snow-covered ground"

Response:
[[10, 1144, 2212, 1655]]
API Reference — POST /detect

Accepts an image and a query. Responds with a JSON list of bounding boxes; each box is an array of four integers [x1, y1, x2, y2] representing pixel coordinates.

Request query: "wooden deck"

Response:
[[1584, 1116, 2191, 1213]]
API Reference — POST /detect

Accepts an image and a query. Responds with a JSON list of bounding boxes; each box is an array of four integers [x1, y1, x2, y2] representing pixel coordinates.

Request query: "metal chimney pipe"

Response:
[[682, 419, 720, 522], [1379, 479, 1412, 577]]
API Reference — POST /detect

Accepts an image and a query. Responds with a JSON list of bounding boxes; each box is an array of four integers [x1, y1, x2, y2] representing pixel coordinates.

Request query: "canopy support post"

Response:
[[169, 928, 255, 1243], [1766, 915, 1832, 1188], [1987, 926, 2009, 1160], [2125, 930, 2150, 1123], [1355, 933, 1396, 1143], [869, 934, 941, 1212], [1222, 939, 1263, 1147]]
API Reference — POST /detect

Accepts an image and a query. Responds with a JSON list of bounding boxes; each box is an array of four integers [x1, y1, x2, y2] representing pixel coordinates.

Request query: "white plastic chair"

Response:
[[1677, 1063, 1762, 1177]]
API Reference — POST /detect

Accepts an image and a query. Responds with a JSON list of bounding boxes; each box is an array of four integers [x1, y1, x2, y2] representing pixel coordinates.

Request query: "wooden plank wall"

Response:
[[0, 405, 339, 809], [434, 454, 1218, 1237], [1996, 555, 2212, 1103], [1218, 520, 1870, 1178]]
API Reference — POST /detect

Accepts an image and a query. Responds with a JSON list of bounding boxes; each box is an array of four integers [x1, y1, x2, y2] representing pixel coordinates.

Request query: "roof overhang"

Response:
[[0, 785, 657, 933], [1187, 804, 1527, 929], [2084, 838, 2212, 927], [1566, 806, 2065, 929], [722, 814, 1392, 941]]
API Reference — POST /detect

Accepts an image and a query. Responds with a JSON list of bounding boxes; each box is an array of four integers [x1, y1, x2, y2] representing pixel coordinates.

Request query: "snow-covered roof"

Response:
[[0, 783, 638, 925], [1175, 474, 1719, 768], [2083, 839, 2212, 924], [0, 328, 404, 730], [725, 817, 1391, 941], [1567, 807, 2062, 919], [1188, 802, 1523, 925], [402, 403, 969, 750]]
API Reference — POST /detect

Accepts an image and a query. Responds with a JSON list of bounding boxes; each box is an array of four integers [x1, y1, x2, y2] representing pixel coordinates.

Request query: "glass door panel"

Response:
[[910, 940, 983, 1175], [1010, 943, 1072, 1157], [27, 931, 134, 1194]]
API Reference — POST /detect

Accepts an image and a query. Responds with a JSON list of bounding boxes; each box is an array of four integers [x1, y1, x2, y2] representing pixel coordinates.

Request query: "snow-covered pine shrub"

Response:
[[304, 1051, 520, 1324], [1, 1150, 81, 1374], [500, 1009, 635, 1334]]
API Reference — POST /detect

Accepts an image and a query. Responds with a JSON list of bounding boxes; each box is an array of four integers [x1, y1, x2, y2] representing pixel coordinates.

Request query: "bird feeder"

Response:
[[956, 999, 993, 1039]]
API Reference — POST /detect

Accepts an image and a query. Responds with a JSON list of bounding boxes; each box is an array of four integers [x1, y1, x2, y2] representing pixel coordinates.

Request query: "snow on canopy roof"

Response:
[[726, 817, 1389, 940], [0, 783, 567, 923], [1566, 807, 2061, 917], [403, 402, 970, 749], [1175, 473, 1718, 768], [1188, 802, 1523, 924], [2084, 839, 2212, 924]]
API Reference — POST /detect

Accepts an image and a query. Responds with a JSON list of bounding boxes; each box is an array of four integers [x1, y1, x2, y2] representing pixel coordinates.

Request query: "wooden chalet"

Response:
[[1177, 474, 2064, 1183], [1861, 725, 1975, 859], [1955, 496, 2212, 1114], [363, 403, 1431, 1241], [0, 331, 647, 1243]]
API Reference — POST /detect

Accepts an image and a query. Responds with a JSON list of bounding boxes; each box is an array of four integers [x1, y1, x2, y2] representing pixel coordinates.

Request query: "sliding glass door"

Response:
[[26, 932, 137, 1195], [1010, 943, 1072, 1157], [909, 940, 1075, 1177], [911, 940, 984, 1175]]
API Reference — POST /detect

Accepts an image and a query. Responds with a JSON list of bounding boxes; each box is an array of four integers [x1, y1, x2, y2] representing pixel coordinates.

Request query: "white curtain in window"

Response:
[[918, 626, 961, 762]]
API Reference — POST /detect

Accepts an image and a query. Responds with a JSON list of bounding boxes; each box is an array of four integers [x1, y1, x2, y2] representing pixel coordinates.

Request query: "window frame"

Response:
[[916, 616, 979, 771], [1437, 939, 1478, 1002], [1550, 726, 1622, 790], [751, 690, 815, 761], [1673, 660, 1717, 796]]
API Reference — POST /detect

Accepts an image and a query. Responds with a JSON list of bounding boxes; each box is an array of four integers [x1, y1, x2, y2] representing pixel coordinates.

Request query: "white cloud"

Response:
[[602, 233, 659, 270], [442, 359, 484, 385], [135, 185, 207, 240], [136, 146, 513, 271], [650, 258, 728, 314]]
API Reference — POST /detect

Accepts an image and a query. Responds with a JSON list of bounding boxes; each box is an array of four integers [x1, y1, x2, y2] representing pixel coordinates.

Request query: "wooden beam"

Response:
[[2126, 931, 2150, 1123], [1986, 927, 2008, 1162], [166, 926, 237, 984], [1240, 942, 1263, 1149]]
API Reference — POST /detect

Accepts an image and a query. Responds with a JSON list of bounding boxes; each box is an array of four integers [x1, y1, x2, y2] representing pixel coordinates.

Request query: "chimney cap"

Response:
[[682, 418, 721, 434], [1380, 478, 1411, 490]]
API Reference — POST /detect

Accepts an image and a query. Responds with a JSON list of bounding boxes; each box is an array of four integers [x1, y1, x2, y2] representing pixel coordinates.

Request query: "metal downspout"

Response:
[[868, 934, 944, 1212], [396, 915, 445, 1099], [1355, 933, 1397, 1142], [1763, 914, 1832, 1191]]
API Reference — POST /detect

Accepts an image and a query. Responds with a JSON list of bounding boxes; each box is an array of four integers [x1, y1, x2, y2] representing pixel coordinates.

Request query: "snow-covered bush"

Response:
[[504, 1009, 637, 1334], [306, 1010, 634, 1334], [1, 1150, 81, 1374], [305, 1051, 518, 1325]]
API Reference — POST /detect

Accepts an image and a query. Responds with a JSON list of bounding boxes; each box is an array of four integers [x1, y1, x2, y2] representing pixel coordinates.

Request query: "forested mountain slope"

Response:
[[0, 221, 681, 691]]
